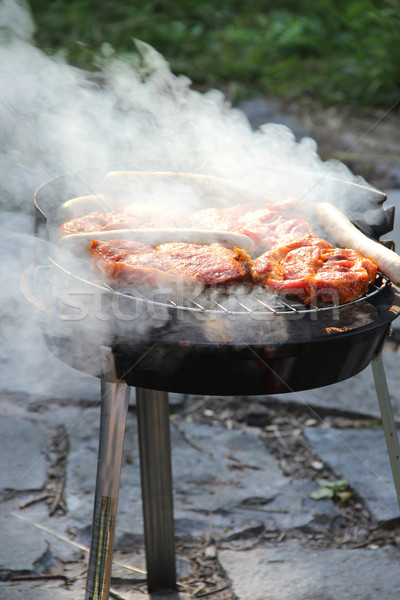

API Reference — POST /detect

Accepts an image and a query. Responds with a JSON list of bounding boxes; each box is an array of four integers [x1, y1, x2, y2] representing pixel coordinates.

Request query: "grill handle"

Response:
[[352, 204, 395, 241], [20, 264, 47, 313], [20, 263, 74, 320]]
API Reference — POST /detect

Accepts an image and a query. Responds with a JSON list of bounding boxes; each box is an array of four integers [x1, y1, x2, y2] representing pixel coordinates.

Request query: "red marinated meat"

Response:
[[61, 203, 190, 234], [251, 235, 377, 304], [237, 214, 312, 251], [314, 248, 377, 303], [90, 239, 155, 260], [191, 203, 258, 231], [89, 239, 249, 288], [89, 239, 182, 287], [61, 211, 110, 233], [191, 199, 312, 251], [156, 242, 250, 285]]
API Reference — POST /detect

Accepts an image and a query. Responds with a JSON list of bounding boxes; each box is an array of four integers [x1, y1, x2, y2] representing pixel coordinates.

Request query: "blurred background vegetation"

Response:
[[30, 0, 400, 109]]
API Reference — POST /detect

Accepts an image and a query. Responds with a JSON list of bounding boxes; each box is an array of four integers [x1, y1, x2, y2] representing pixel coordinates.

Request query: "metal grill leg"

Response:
[[85, 348, 130, 600], [372, 353, 400, 509], [136, 387, 176, 592]]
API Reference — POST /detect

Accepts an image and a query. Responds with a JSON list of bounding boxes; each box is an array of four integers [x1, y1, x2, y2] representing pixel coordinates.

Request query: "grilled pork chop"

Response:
[[191, 203, 258, 231], [90, 239, 250, 287], [237, 213, 312, 251], [191, 199, 311, 252], [252, 235, 377, 304], [156, 242, 250, 285], [62, 203, 190, 234], [90, 239, 181, 286]]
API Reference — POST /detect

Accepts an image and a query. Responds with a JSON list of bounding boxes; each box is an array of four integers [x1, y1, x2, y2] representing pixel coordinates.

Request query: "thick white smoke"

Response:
[[0, 0, 370, 217], [0, 0, 384, 395]]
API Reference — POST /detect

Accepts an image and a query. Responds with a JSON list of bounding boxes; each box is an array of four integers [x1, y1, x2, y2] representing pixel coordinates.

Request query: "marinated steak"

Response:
[[191, 203, 258, 231], [62, 203, 190, 234], [90, 239, 182, 287], [90, 239, 250, 288], [237, 212, 312, 251], [252, 235, 378, 304], [156, 242, 250, 285], [191, 199, 312, 251]]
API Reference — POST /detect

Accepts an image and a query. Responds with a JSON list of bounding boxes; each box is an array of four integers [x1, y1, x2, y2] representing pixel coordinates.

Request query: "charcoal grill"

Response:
[[28, 170, 400, 598]]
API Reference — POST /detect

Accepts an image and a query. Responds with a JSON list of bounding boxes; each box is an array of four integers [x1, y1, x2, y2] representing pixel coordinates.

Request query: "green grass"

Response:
[[29, 0, 400, 108]]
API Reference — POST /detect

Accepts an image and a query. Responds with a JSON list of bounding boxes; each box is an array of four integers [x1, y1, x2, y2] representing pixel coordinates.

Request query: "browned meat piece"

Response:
[[89, 239, 183, 287], [61, 203, 190, 234], [252, 235, 377, 304], [237, 211, 312, 251], [118, 203, 190, 229], [157, 242, 250, 285], [191, 199, 309, 252], [89, 240, 250, 288], [314, 248, 377, 303], [61, 211, 110, 233], [90, 239, 156, 260], [191, 203, 258, 231]]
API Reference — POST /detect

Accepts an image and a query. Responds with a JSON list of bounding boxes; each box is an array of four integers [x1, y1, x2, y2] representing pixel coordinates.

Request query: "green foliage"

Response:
[[310, 478, 352, 502], [28, 0, 400, 108]]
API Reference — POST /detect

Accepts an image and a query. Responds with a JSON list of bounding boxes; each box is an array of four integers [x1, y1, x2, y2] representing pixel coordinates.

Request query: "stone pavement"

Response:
[[1, 353, 400, 599]]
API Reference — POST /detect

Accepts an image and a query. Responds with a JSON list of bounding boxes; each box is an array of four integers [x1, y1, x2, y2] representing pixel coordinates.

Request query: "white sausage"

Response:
[[58, 228, 256, 254], [316, 201, 400, 284], [57, 194, 107, 221]]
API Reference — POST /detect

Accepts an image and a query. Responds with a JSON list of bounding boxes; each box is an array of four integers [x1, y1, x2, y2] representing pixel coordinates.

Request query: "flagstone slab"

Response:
[[0, 417, 47, 491], [219, 543, 400, 600], [304, 426, 399, 522]]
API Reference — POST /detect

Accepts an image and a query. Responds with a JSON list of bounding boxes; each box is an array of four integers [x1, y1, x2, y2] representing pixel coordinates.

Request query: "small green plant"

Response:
[[310, 478, 352, 502]]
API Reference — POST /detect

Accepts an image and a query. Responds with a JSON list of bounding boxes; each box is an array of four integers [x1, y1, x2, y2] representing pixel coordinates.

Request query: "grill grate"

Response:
[[44, 259, 391, 318], [115, 272, 391, 317]]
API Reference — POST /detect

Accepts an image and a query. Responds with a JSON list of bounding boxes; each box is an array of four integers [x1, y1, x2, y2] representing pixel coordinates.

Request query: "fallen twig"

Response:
[[225, 453, 263, 471], [171, 420, 214, 457], [109, 589, 130, 600], [9, 573, 68, 582], [19, 494, 51, 509], [196, 584, 230, 598]]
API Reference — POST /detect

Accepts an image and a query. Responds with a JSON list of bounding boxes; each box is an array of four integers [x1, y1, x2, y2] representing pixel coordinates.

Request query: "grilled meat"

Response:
[[90, 239, 250, 288], [62, 211, 109, 233], [314, 247, 378, 303], [191, 203, 258, 231], [62, 198, 310, 255], [90, 234, 377, 303], [156, 242, 250, 285], [61, 203, 190, 234], [191, 199, 311, 251], [90, 239, 182, 286], [237, 212, 312, 251], [252, 235, 377, 304]]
